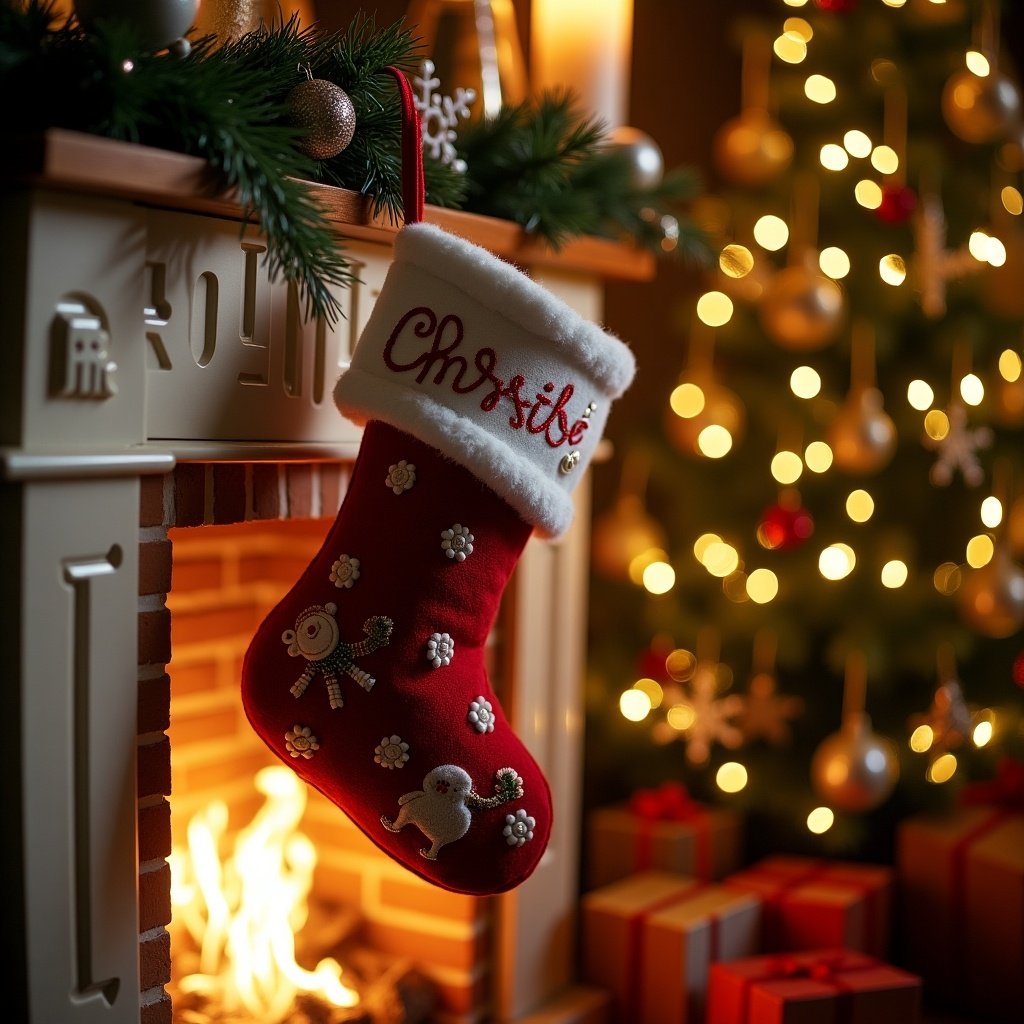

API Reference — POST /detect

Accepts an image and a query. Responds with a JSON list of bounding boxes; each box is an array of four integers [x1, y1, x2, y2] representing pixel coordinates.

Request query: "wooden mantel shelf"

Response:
[[9, 128, 656, 282]]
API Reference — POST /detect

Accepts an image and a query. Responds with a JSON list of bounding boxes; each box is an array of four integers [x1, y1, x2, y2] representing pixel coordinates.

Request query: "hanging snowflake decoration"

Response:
[[413, 59, 476, 173], [739, 671, 804, 746], [678, 663, 746, 765], [924, 402, 992, 487]]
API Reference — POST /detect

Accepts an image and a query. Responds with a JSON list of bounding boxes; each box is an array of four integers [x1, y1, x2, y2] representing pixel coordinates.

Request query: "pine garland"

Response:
[[2, 2, 707, 323]]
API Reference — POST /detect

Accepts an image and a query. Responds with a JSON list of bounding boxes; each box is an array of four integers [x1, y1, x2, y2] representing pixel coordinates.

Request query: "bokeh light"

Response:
[[619, 688, 652, 721], [846, 489, 875, 522], [805, 441, 833, 473], [907, 379, 934, 410], [643, 560, 676, 594], [753, 215, 790, 251], [807, 807, 835, 833], [881, 560, 909, 588], [717, 762, 749, 793]]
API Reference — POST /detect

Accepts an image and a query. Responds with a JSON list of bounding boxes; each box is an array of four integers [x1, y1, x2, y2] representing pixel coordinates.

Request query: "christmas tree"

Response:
[[585, 0, 1024, 864]]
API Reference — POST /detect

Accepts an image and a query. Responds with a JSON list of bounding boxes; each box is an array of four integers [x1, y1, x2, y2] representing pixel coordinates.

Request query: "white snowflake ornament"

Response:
[[427, 631, 455, 668], [679, 663, 746, 765], [503, 809, 536, 847], [468, 696, 495, 734], [924, 402, 992, 487], [413, 59, 475, 173]]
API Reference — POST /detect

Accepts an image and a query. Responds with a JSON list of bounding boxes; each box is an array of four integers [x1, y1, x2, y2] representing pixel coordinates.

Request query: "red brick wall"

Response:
[[138, 461, 493, 1023]]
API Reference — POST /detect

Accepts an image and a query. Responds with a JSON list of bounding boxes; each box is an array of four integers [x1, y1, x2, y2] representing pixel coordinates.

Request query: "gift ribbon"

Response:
[[629, 781, 711, 878], [385, 66, 425, 225], [960, 756, 1024, 811]]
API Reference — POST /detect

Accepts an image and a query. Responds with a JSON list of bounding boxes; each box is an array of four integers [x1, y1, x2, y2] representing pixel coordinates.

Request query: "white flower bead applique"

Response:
[[374, 734, 410, 769], [442, 524, 474, 561], [386, 460, 416, 494], [426, 632, 455, 668], [503, 809, 536, 847], [329, 554, 360, 589], [285, 725, 320, 760], [468, 696, 495, 734]]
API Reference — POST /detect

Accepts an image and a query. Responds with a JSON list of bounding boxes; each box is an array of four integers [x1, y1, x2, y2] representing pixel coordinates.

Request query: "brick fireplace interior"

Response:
[[139, 459, 495, 1023]]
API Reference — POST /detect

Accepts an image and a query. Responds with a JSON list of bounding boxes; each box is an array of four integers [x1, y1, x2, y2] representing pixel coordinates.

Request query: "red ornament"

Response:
[[814, 0, 858, 10], [1013, 650, 1024, 688], [876, 184, 918, 225], [757, 501, 815, 551]]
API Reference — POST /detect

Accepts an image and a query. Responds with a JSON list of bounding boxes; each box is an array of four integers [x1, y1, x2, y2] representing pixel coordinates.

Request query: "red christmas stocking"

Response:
[[240, 75, 634, 895]]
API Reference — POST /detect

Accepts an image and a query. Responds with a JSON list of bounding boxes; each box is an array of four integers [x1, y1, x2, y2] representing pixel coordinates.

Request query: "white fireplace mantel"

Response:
[[0, 129, 652, 1024]]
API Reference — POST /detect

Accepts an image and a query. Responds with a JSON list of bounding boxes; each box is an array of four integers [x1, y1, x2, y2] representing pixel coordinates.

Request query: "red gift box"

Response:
[[586, 782, 743, 889], [896, 758, 1024, 1016], [725, 856, 892, 957], [707, 949, 921, 1024]]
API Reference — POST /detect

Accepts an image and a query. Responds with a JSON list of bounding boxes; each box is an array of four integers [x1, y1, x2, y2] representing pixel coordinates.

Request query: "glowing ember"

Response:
[[169, 767, 360, 1022]]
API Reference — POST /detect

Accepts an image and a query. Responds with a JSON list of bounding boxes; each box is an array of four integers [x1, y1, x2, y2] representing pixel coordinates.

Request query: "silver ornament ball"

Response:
[[811, 714, 899, 813], [607, 126, 664, 190], [288, 79, 357, 161]]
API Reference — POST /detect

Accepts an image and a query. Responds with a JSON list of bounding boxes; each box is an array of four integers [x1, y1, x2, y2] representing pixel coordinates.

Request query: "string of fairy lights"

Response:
[[605, 0, 1020, 834]]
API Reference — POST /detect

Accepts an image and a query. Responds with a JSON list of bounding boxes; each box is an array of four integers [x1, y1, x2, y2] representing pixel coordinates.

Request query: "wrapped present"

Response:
[[580, 871, 703, 1022], [725, 855, 892, 957], [640, 884, 761, 1024], [896, 757, 1024, 1016], [707, 949, 921, 1024], [586, 781, 743, 889]]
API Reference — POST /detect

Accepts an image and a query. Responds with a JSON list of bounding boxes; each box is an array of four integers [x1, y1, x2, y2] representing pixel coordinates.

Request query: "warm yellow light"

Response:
[[723, 569, 749, 603], [1002, 186, 1023, 216], [981, 496, 1003, 528], [881, 0, 907, 7], [819, 543, 856, 580], [820, 143, 850, 171], [620, 688, 652, 721], [667, 702, 697, 730], [881, 560, 909, 588], [843, 130, 872, 157], [999, 349, 1022, 382], [960, 373, 985, 406], [969, 230, 990, 262], [805, 74, 836, 104], [694, 533, 722, 562], [871, 145, 899, 174], [703, 541, 740, 578], [633, 677, 664, 709], [783, 0, 808, 6], [643, 560, 676, 594], [698, 425, 734, 458], [753, 215, 789, 251], [628, 548, 666, 586], [670, 382, 706, 418], [807, 807, 835, 834], [697, 290, 734, 327], [934, 561, 962, 595], [928, 752, 958, 784], [966, 50, 991, 77], [987, 236, 1007, 267], [973, 718, 994, 747], [805, 440, 833, 473], [774, 31, 808, 64], [791, 365, 822, 399], [771, 450, 803, 485], [746, 567, 779, 604], [924, 409, 950, 440], [717, 762, 749, 793], [666, 648, 697, 682], [846, 489, 875, 523], [879, 254, 907, 285], [966, 534, 994, 568], [720, 244, 754, 278], [855, 179, 883, 209], [819, 246, 851, 279], [909, 724, 935, 753], [907, 379, 935, 411]]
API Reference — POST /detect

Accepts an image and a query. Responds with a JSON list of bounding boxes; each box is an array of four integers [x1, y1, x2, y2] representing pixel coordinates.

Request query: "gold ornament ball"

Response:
[[942, 69, 1021, 145], [713, 109, 794, 189], [664, 382, 746, 457], [811, 716, 899, 813], [288, 79, 357, 161], [73, 0, 198, 52], [607, 126, 664, 190], [592, 495, 667, 582], [957, 550, 1024, 638], [193, 0, 260, 45], [828, 388, 897, 475], [759, 265, 844, 351]]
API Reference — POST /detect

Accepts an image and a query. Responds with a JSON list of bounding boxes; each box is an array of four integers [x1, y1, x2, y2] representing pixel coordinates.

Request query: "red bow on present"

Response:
[[768, 952, 852, 983], [629, 780, 701, 821], [961, 757, 1024, 812]]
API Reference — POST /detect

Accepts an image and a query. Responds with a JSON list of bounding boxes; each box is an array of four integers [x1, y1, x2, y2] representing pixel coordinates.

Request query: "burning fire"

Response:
[[169, 766, 359, 1021]]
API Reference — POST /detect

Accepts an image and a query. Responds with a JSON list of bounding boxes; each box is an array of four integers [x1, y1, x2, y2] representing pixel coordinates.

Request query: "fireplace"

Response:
[[1, 130, 651, 1024]]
